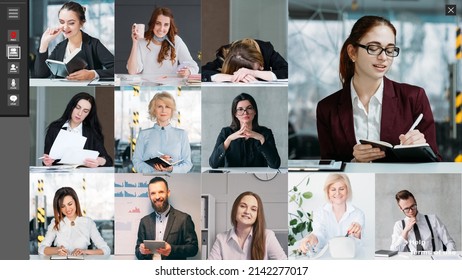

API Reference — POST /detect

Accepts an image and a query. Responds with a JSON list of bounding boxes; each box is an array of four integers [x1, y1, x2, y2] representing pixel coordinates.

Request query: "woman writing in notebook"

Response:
[[39, 187, 110, 256], [126, 7, 198, 77], [34, 1, 114, 80], [208, 191, 287, 260], [299, 174, 364, 255], [316, 15, 440, 162], [201, 38, 288, 82], [42, 92, 113, 167], [131, 92, 193, 173]]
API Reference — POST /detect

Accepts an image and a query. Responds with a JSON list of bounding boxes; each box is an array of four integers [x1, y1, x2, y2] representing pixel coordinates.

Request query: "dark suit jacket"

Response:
[[44, 122, 113, 167], [135, 207, 198, 260], [201, 39, 288, 81], [34, 30, 114, 78], [316, 77, 440, 162], [209, 126, 281, 168]]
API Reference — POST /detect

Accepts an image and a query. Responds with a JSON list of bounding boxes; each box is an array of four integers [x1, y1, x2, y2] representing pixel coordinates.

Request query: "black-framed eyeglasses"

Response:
[[236, 106, 255, 116], [357, 43, 400, 57], [401, 204, 417, 214]]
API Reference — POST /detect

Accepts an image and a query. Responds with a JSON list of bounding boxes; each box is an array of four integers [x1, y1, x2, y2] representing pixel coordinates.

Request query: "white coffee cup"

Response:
[[133, 23, 145, 40]]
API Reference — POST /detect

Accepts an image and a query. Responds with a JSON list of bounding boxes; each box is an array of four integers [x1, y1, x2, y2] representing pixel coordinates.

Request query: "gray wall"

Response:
[[201, 86, 288, 168], [115, 0, 201, 73], [375, 174, 462, 251], [202, 173, 289, 257]]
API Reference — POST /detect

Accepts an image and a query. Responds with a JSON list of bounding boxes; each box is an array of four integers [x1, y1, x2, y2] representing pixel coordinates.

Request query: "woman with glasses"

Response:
[[299, 174, 364, 255], [209, 93, 281, 169], [316, 15, 440, 162]]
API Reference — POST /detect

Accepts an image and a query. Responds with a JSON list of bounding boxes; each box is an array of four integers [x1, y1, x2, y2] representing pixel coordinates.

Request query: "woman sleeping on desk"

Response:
[[131, 92, 193, 173], [34, 1, 114, 80], [126, 7, 199, 77], [209, 93, 281, 169], [202, 38, 288, 83], [316, 15, 440, 162], [39, 187, 110, 256], [42, 92, 113, 168]]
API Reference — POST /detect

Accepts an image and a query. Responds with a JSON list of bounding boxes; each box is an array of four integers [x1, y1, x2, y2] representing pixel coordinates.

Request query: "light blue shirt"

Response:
[[132, 123, 192, 173]]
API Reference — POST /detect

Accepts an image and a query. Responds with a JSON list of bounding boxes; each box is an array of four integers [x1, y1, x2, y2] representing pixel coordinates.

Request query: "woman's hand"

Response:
[[299, 234, 318, 254], [153, 155, 173, 172], [232, 68, 257, 83], [42, 154, 55, 166], [39, 27, 62, 53], [347, 222, 362, 239], [352, 143, 385, 162], [177, 67, 191, 77], [57, 246, 68, 256], [83, 157, 106, 168], [242, 127, 265, 145], [67, 69, 96, 81], [399, 130, 426, 145], [71, 248, 86, 256]]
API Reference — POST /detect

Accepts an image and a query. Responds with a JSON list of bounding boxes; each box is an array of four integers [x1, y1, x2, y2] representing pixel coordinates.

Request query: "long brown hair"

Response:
[[144, 7, 178, 65], [222, 38, 263, 74], [339, 15, 396, 86], [52, 187, 83, 231], [231, 191, 266, 260]]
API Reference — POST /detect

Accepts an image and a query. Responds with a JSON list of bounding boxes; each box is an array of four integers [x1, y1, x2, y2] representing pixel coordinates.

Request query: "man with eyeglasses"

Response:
[[390, 190, 455, 253]]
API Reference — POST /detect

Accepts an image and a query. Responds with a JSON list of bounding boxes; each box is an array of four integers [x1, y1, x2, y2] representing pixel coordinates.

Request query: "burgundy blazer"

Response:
[[316, 77, 440, 162]]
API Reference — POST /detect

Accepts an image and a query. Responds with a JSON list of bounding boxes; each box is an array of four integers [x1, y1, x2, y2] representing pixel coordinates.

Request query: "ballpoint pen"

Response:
[[408, 113, 423, 132]]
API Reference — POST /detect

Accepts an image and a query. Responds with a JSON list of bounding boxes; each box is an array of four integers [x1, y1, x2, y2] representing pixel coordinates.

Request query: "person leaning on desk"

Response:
[[126, 7, 199, 76], [42, 92, 113, 167], [208, 93, 281, 169], [39, 187, 110, 256], [201, 38, 288, 82], [33, 1, 114, 80], [316, 15, 440, 162]]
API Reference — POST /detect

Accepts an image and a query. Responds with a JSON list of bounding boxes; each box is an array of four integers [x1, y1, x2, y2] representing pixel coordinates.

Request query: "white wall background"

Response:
[[375, 173, 462, 251]]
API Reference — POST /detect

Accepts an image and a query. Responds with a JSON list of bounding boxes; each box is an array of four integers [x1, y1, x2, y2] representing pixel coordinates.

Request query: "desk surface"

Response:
[[29, 166, 115, 173], [202, 167, 287, 174], [201, 80, 288, 87], [30, 78, 114, 87], [375, 251, 462, 260], [115, 74, 200, 87], [30, 254, 136, 260], [343, 162, 461, 173]]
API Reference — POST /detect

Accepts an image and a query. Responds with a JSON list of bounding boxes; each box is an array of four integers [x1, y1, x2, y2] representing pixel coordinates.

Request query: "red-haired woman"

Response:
[[127, 7, 198, 76]]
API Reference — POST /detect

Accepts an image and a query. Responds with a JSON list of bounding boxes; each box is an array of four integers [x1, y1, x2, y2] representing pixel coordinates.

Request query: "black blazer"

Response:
[[135, 207, 199, 260], [209, 126, 281, 169], [44, 122, 113, 167], [34, 30, 114, 78], [201, 39, 288, 82]]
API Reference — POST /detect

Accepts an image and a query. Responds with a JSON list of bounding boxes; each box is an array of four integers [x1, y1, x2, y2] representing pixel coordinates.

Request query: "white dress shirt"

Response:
[[208, 228, 287, 260], [311, 202, 365, 250], [62, 121, 83, 135], [133, 35, 199, 75], [350, 77, 384, 143], [38, 216, 110, 256], [132, 123, 193, 173], [390, 212, 456, 252]]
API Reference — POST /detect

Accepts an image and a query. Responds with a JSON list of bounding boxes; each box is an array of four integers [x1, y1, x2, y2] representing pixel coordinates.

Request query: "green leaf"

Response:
[[293, 186, 298, 192], [305, 177, 310, 186], [307, 222, 313, 232], [297, 210, 303, 218], [302, 191, 313, 199], [289, 194, 296, 202], [292, 227, 299, 235], [296, 222, 306, 233], [298, 197, 303, 207], [289, 219, 297, 226]]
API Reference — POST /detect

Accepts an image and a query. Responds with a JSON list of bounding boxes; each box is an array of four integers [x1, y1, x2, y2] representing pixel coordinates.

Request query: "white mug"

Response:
[[133, 23, 145, 40]]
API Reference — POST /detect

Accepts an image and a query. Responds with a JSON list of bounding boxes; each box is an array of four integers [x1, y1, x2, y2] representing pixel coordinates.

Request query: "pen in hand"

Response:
[[408, 113, 423, 132]]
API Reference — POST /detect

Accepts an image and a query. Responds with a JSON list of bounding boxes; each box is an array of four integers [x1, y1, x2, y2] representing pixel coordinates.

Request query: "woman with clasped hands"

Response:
[[34, 1, 114, 80], [299, 174, 364, 255], [39, 187, 110, 256], [209, 93, 281, 169]]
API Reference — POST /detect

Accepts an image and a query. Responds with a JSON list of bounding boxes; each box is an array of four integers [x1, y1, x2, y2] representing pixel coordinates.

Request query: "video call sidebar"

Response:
[[0, 0, 28, 116]]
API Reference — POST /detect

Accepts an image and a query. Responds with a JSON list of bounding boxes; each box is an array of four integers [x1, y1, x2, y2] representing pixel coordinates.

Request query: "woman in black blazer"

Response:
[[34, 1, 114, 80], [42, 92, 113, 167], [201, 38, 288, 82], [209, 93, 280, 169]]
